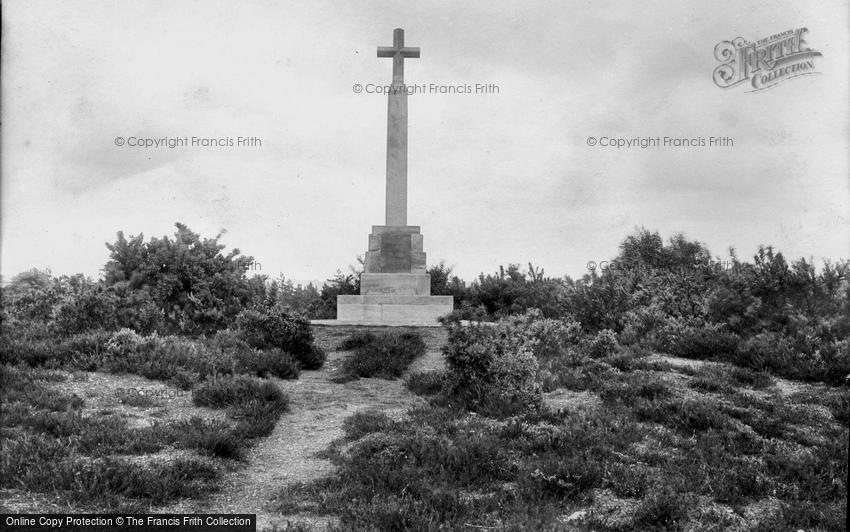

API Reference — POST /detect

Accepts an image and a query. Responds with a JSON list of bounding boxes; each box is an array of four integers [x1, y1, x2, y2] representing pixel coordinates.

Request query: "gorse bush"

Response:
[[103, 224, 262, 335], [1, 224, 274, 337]]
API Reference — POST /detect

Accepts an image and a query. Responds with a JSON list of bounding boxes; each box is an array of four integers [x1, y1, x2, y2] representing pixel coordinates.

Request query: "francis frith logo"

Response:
[[713, 28, 822, 92]]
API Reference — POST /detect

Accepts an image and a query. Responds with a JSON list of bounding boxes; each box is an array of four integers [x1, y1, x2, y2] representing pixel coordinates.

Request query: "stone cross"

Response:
[[336, 28, 453, 324], [378, 28, 419, 226]]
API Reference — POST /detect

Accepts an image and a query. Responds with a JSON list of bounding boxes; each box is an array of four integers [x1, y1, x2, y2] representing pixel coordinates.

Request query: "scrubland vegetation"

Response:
[[277, 228, 848, 530], [278, 311, 847, 530], [1, 224, 324, 510], [1, 223, 847, 529]]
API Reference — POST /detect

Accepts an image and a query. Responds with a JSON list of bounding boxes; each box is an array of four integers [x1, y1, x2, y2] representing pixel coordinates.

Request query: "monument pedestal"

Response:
[[337, 225, 453, 325], [337, 294, 453, 325]]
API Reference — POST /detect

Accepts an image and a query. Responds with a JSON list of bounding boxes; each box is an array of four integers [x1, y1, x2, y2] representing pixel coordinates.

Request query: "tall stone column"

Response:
[[385, 81, 408, 226], [378, 28, 418, 227]]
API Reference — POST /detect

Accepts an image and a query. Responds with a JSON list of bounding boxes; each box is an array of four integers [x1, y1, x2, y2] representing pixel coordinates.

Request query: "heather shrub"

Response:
[[790, 330, 850, 385], [170, 417, 244, 460], [90, 330, 234, 385], [599, 373, 673, 403], [296, 345, 327, 370], [735, 332, 807, 379], [193, 375, 283, 409], [235, 348, 300, 379], [405, 370, 448, 396], [619, 305, 667, 345], [442, 317, 542, 417], [342, 409, 396, 440], [210, 328, 248, 350], [337, 331, 377, 351], [50, 279, 164, 336], [234, 307, 311, 353], [105, 328, 146, 356], [234, 307, 325, 369], [438, 303, 491, 323], [500, 309, 583, 361], [58, 329, 112, 366], [0, 320, 60, 367], [654, 318, 739, 360], [208, 330, 298, 378], [51, 287, 119, 335], [335, 331, 426, 382], [581, 329, 620, 359], [1, 269, 62, 322], [193, 375, 289, 439], [459, 263, 567, 318]]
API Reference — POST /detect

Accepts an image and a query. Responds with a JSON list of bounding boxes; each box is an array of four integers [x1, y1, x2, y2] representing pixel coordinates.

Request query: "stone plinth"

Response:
[[364, 225, 426, 274], [337, 294, 453, 325], [361, 273, 430, 295], [340, 223, 450, 325]]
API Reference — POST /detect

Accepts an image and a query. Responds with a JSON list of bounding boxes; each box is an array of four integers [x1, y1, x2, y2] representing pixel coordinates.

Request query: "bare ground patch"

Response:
[[166, 325, 445, 531], [57, 371, 229, 429]]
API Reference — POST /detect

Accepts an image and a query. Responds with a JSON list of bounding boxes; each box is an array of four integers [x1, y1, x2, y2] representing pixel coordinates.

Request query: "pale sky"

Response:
[[2, 0, 848, 285]]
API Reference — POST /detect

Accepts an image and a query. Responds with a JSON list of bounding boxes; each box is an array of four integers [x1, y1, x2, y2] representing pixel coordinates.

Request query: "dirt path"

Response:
[[172, 326, 446, 531]]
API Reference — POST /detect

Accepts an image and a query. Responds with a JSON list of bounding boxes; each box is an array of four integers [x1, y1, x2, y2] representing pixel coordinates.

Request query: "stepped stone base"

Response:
[[337, 294, 453, 325], [361, 273, 430, 295]]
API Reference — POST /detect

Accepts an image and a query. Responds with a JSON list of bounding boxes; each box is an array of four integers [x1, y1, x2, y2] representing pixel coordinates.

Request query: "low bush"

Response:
[[581, 328, 620, 359], [654, 319, 740, 360], [337, 331, 377, 351], [193, 375, 289, 439], [728, 365, 773, 389], [170, 417, 244, 460], [235, 348, 300, 379], [405, 370, 447, 396], [442, 318, 542, 417], [734, 331, 850, 384], [790, 388, 850, 425], [634, 397, 732, 433], [599, 373, 673, 403], [193, 375, 286, 410], [342, 409, 396, 440], [296, 345, 327, 371], [0, 364, 225, 510], [0, 319, 60, 367], [232, 400, 290, 439], [335, 331, 426, 382], [1, 433, 219, 510], [234, 307, 325, 369], [275, 341, 847, 532]]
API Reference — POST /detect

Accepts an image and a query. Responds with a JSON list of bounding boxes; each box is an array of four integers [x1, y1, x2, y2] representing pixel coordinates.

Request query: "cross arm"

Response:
[[377, 46, 420, 58]]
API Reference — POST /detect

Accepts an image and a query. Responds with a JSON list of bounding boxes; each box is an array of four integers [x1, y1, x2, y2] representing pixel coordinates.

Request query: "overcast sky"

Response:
[[2, 0, 848, 285]]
